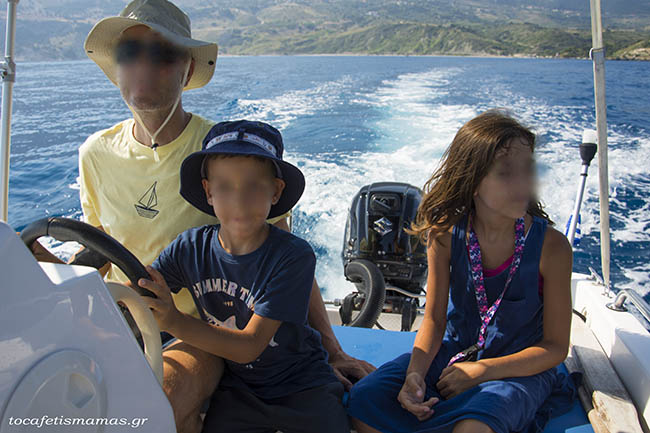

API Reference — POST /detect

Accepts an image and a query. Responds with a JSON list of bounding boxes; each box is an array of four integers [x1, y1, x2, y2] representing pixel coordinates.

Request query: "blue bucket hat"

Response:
[[180, 120, 305, 219]]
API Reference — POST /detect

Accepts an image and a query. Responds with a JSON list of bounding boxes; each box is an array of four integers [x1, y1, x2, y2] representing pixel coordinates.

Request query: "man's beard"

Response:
[[126, 93, 178, 113]]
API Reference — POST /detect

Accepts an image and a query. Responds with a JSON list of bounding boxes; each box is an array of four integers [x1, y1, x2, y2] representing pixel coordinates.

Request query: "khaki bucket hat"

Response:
[[84, 0, 218, 90]]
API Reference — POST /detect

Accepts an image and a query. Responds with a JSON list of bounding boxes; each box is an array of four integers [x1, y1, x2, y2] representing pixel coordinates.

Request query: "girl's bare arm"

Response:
[[407, 230, 452, 377]]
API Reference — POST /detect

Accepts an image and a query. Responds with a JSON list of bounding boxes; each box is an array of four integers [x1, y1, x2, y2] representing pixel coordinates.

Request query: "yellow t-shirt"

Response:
[[79, 114, 289, 316]]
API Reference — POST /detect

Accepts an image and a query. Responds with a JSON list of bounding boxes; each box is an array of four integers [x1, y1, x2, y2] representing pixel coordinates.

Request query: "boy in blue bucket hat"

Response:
[[138, 120, 350, 433]]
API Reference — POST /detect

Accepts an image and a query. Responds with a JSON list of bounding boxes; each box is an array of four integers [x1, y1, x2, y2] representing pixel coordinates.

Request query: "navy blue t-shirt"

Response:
[[151, 224, 337, 399]]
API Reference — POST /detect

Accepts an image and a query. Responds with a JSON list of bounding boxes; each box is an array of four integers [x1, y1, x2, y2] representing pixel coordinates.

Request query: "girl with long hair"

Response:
[[347, 110, 578, 433]]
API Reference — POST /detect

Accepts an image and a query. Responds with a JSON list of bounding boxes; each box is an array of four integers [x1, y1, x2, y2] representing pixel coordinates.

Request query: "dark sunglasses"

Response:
[[114, 40, 187, 65]]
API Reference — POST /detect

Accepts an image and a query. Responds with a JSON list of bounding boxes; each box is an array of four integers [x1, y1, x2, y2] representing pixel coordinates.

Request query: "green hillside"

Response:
[[205, 21, 650, 59], [3, 0, 650, 61]]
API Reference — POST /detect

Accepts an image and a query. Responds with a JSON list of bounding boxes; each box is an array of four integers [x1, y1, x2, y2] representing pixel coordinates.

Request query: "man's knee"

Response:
[[162, 341, 224, 425], [176, 413, 203, 433], [163, 341, 223, 390], [452, 418, 496, 433]]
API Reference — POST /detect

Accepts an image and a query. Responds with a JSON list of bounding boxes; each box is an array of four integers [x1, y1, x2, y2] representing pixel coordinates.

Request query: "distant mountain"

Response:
[[2, 0, 649, 61]]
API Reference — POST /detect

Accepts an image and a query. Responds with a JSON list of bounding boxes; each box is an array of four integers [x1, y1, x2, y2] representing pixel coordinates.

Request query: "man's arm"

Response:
[[307, 277, 344, 358], [28, 225, 110, 276], [272, 217, 376, 388], [28, 239, 65, 263]]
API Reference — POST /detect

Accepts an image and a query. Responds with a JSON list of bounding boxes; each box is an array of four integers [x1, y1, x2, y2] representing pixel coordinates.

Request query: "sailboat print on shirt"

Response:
[[134, 181, 159, 219]]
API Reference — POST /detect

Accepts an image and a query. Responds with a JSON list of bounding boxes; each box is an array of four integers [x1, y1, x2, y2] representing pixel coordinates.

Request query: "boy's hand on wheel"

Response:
[[139, 266, 182, 333]]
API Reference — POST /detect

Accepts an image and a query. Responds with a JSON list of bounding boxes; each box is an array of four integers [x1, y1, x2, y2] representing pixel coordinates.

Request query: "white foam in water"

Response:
[[214, 65, 650, 300], [44, 176, 87, 260], [518, 111, 650, 293], [56, 63, 649, 301], [294, 67, 649, 300], [41, 236, 80, 262], [208, 67, 476, 298], [236, 77, 354, 129], [69, 176, 80, 191], [295, 69, 477, 298]]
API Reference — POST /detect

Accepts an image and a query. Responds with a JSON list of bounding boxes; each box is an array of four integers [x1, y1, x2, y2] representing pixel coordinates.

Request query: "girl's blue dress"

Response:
[[346, 216, 580, 433]]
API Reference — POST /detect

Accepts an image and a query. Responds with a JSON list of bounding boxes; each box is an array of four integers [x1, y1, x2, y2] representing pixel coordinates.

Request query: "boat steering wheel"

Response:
[[20, 217, 164, 384]]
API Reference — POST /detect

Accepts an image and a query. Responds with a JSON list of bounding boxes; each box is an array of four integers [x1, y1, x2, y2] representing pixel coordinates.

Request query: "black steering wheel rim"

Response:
[[20, 217, 155, 298]]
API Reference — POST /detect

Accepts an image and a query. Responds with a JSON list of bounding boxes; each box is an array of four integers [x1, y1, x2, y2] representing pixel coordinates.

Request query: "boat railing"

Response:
[[607, 289, 650, 326], [587, 266, 650, 327]]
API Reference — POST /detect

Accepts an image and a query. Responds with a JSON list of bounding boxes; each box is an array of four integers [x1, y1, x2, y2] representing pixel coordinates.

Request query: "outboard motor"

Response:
[[340, 182, 427, 330]]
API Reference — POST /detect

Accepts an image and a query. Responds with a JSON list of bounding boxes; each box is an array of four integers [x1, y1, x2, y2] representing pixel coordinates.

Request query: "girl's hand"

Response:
[[436, 361, 488, 399], [138, 266, 182, 333], [397, 372, 439, 421]]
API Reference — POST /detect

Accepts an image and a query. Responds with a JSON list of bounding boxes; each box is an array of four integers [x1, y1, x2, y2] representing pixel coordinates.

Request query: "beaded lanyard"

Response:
[[446, 216, 526, 367]]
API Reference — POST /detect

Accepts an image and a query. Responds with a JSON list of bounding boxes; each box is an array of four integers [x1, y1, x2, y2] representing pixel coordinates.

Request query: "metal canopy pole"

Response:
[[0, 0, 19, 222], [589, 0, 611, 289]]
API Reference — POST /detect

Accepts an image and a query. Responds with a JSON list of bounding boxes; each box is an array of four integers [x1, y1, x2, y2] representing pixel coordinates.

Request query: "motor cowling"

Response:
[[339, 182, 427, 330], [342, 182, 427, 293]]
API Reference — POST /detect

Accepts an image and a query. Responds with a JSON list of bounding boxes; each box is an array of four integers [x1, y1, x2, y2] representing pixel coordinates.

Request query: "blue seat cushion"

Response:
[[333, 326, 592, 433]]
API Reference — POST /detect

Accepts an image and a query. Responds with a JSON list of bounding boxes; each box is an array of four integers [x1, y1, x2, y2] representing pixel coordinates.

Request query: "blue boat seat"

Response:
[[333, 326, 592, 433]]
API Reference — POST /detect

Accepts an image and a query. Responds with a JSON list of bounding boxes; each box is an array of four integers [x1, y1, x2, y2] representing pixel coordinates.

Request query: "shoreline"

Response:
[[15, 52, 650, 64]]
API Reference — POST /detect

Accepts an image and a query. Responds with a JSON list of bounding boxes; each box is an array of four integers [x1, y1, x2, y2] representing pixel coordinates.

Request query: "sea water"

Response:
[[5, 56, 650, 304]]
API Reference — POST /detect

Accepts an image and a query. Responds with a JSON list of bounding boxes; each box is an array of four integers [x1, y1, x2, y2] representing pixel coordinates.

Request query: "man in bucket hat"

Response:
[[139, 120, 350, 433], [28, 1, 375, 432], [80, 0, 223, 286]]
